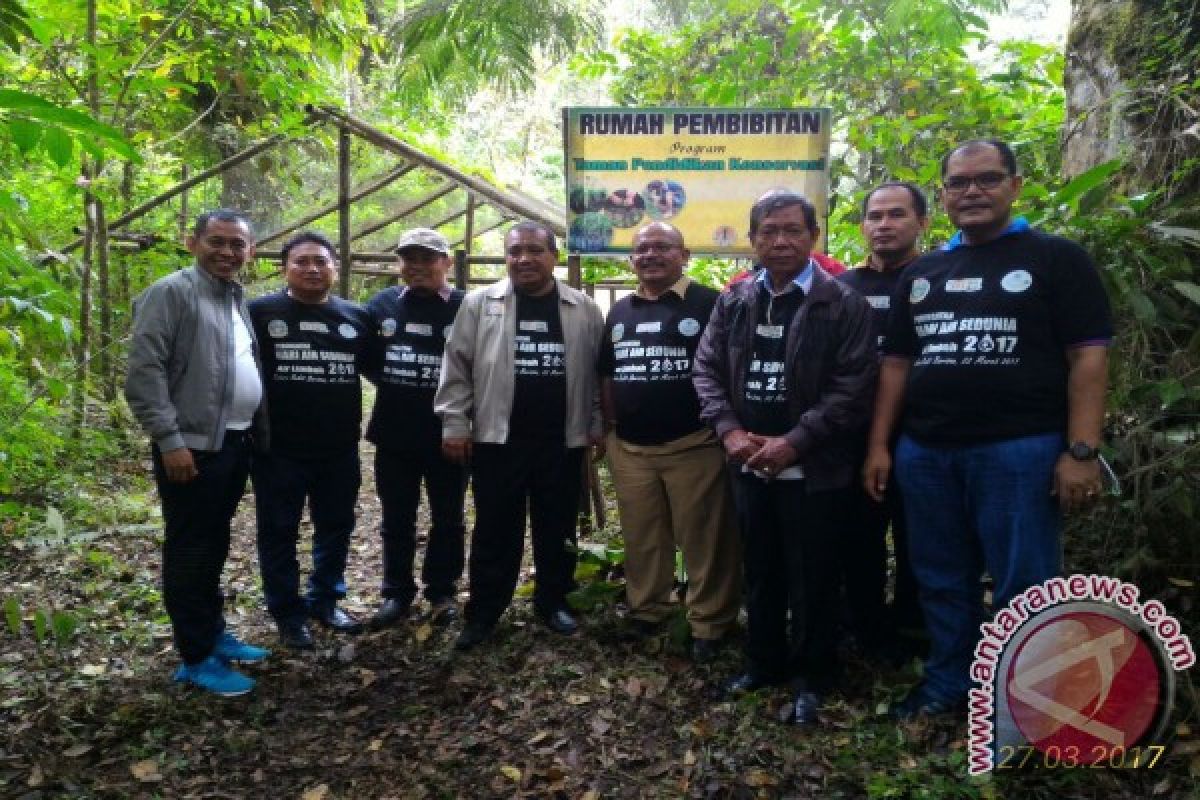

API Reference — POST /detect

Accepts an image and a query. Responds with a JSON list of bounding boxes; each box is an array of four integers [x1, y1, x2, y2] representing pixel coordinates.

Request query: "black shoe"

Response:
[[539, 608, 578, 636], [690, 637, 723, 663], [721, 671, 778, 696], [454, 621, 494, 651], [889, 685, 967, 721], [277, 618, 315, 651], [370, 599, 410, 629], [791, 690, 823, 726], [428, 596, 459, 626], [310, 605, 363, 634]]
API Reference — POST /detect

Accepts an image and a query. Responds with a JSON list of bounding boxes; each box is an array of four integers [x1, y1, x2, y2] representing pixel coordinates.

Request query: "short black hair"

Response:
[[507, 220, 558, 254], [280, 231, 337, 266], [748, 191, 818, 236], [940, 139, 1019, 178], [193, 208, 254, 238], [861, 181, 929, 218]]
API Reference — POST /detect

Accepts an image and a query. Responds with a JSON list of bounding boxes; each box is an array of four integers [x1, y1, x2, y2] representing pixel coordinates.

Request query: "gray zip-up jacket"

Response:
[[434, 277, 603, 447], [125, 265, 266, 453]]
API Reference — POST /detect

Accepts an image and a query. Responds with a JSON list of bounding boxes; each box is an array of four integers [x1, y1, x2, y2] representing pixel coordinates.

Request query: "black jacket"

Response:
[[691, 266, 877, 492]]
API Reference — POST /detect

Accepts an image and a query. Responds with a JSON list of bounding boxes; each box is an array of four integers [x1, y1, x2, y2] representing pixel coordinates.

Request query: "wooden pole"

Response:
[[257, 162, 415, 246], [450, 214, 511, 247], [453, 249, 468, 291], [424, 204, 469, 231], [307, 105, 565, 237], [463, 194, 476, 256], [96, 196, 114, 401], [179, 164, 189, 241], [338, 126, 352, 298], [351, 182, 457, 241], [567, 253, 582, 289], [57, 130, 299, 254]]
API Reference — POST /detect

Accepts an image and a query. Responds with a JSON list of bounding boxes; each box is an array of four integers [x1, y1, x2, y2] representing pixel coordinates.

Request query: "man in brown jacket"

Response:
[[692, 191, 876, 725]]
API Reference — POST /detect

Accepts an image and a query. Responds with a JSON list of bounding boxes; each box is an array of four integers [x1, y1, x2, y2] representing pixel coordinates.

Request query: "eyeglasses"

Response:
[[632, 242, 680, 255], [942, 171, 1011, 193], [201, 236, 249, 252]]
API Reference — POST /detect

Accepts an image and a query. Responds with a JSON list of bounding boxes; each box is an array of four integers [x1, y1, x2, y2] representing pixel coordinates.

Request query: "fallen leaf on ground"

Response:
[[80, 664, 105, 676], [301, 784, 330, 800], [130, 759, 161, 782], [63, 744, 92, 757], [500, 765, 522, 782]]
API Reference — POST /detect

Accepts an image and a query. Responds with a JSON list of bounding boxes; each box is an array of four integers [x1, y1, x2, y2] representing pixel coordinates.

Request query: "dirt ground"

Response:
[[0, 442, 1194, 799]]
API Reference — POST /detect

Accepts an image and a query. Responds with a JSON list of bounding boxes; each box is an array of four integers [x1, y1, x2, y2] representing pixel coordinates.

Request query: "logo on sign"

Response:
[[678, 317, 701, 336], [910, 278, 931, 304], [1002, 269, 1033, 293], [267, 319, 288, 338], [339, 323, 358, 339]]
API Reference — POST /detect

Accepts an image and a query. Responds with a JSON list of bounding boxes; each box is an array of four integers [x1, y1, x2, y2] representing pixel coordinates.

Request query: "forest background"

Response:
[[0, 0, 1197, 797]]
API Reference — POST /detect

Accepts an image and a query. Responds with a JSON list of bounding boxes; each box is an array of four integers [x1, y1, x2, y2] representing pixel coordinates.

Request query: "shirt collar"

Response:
[[943, 216, 1030, 251], [755, 258, 815, 295], [634, 274, 690, 302], [399, 284, 453, 302]]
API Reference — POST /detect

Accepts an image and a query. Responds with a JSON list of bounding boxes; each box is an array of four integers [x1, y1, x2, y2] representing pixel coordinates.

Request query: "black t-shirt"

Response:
[[248, 291, 374, 458], [598, 281, 718, 445], [741, 285, 804, 436], [838, 264, 908, 354], [882, 229, 1112, 444], [364, 286, 463, 451], [509, 288, 567, 442]]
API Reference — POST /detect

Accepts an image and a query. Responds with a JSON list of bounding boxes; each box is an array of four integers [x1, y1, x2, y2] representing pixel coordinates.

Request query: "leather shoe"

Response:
[[690, 637, 723, 663], [539, 608, 578, 635], [370, 599, 410, 629], [454, 621, 494, 651], [889, 685, 967, 721], [277, 618, 315, 651], [721, 671, 777, 696], [791, 690, 823, 726], [429, 596, 459, 626], [310, 605, 363, 634]]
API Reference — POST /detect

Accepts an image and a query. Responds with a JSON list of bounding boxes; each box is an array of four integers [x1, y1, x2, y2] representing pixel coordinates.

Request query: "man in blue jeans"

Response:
[[864, 139, 1113, 718], [249, 231, 374, 649]]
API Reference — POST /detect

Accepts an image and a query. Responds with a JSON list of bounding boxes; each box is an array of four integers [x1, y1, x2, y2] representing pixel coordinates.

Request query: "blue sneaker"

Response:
[[214, 631, 271, 664], [173, 656, 255, 696]]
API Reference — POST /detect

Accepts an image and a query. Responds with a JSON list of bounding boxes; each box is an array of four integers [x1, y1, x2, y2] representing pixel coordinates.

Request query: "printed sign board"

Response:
[[563, 107, 832, 255]]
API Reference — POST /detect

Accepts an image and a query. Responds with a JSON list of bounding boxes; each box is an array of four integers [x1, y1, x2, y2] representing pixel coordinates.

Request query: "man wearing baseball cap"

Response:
[[365, 228, 468, 628]]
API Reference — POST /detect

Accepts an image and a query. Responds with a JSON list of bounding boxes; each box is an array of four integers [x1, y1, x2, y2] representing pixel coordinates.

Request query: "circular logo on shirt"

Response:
[[267, 319, 288, 338], [1002, 269, 1033, 293], [338, 323, 359, 339], [380, 318, 397, 337], [910, 278, 931, 304], [611, 323, 625, 343], [443, 324, 454, 340], [678, 317, 701, 336]]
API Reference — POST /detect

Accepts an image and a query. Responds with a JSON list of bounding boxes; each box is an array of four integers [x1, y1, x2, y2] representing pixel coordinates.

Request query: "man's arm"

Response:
[[124, 282, 198, 482], [1053, 345, 1107, 510], [692, 294, 758, 463], [434, 293, 478, 463], [863, 356, 910, 502]]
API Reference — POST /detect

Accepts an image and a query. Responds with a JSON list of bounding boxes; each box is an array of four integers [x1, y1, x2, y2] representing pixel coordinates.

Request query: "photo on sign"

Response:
[[645, 179, 686, 220], [603, 189, 646, 228]]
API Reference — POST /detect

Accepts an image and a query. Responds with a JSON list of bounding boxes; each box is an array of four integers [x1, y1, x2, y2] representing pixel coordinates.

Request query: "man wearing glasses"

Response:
[[126, 209, 270, 695], [598, 222, 741, 662], [864, 139, 1113, 719], [693, 192, 877, 725]]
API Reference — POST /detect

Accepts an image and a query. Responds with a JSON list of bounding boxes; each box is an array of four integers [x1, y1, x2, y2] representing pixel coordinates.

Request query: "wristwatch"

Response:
[[1068, 441, 1100, 461]]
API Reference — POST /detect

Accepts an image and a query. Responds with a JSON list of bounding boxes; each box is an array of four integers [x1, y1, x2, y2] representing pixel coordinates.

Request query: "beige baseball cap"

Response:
[[395, 227, 450, 255]]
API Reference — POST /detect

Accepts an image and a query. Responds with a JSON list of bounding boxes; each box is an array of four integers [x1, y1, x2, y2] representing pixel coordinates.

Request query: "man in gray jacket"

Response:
[[435, 221, 604, 650], [125, 209, 270, 696]]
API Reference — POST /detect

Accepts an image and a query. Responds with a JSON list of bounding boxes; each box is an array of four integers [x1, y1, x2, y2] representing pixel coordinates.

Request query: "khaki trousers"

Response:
[[607, 428, 742, 639]]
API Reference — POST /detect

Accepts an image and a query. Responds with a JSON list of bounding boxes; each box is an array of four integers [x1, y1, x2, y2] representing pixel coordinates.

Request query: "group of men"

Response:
[[125, 138, 1112, 730]]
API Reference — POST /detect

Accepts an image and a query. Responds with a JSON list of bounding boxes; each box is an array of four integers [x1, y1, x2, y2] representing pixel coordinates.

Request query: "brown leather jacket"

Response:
[[692, 266, 877, 492]]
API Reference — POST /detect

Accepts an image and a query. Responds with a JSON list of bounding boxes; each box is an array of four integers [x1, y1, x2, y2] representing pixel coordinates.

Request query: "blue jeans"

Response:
[[895, 432, 1063, 701], [252, 448, 361, 621]]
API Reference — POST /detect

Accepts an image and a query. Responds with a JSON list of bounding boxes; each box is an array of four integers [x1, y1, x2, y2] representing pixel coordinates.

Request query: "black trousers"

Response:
[[252, 448, 360, 622], [375, 445, 467, 605], [841, 480, 923, 638], [731, 473, 847, 692], [153, 430, 251, 665], [466, 440, 583, 625]]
